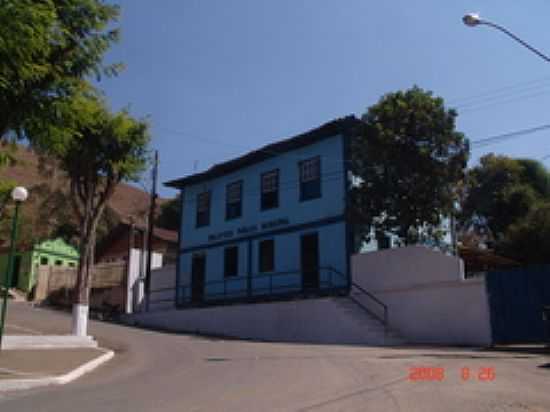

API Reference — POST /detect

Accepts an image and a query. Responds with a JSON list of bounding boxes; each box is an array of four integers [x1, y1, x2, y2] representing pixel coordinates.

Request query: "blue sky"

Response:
[[99, 1, 550, 197]]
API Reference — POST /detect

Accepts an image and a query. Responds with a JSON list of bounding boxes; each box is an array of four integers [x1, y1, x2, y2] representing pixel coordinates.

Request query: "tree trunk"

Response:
[[71, 179, 112, 336], [71, 192, 94, 336]]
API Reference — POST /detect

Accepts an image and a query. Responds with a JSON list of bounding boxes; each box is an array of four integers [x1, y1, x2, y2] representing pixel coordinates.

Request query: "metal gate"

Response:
[[486, 266, 550, 344]]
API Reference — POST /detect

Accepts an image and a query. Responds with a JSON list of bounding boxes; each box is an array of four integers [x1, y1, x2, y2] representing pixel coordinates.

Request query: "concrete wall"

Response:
[[34, 263, 127, 311], [131, 297, 386, 345], [126, 248, 163, 313], [352, 246, 492, 345], [147, 264, 176, 312]]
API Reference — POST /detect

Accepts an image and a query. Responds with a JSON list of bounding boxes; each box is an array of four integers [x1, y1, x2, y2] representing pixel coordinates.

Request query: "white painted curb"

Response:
[[2, 335, 98, 350], [0, 348, 114, 392]]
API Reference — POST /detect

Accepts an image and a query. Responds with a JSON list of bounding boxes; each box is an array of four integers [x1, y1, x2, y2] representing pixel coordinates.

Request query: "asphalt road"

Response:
[[1, 302, 550, 412]]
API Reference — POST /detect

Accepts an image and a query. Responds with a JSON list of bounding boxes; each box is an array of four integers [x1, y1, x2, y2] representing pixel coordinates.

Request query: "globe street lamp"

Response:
[[462, 13, 550, 63], [0, 186, 28, 350]]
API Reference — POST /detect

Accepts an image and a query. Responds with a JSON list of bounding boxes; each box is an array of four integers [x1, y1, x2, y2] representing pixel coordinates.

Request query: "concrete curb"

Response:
[[0, 348, 114, 392], [2, 335, 98, 350]]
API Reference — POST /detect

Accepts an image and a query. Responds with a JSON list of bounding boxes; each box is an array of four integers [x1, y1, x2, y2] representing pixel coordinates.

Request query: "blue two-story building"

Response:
[[165, 116, 362, 306]]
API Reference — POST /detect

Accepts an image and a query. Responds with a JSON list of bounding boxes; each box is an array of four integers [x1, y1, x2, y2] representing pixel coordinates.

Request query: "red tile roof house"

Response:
[[96, 221, 178, 265]]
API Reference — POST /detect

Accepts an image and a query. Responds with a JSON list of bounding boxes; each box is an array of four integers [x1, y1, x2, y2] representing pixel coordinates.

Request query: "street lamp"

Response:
[[0, 186, 28, 350], [462, 13, 550, 63]]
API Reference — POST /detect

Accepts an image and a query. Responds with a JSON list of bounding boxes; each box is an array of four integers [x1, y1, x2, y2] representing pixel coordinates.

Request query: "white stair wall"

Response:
[[129, 296, 404, 346]]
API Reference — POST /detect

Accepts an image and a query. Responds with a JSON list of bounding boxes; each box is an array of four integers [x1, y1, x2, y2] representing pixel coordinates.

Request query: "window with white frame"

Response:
[[261, 170, 279, 210], [299, 157, 321, 201], [196, 191, 211, 227], [226, 181, 242, 220]]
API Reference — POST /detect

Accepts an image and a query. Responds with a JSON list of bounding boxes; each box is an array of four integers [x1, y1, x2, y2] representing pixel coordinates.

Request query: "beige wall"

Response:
[[352, 246, 492, 345]]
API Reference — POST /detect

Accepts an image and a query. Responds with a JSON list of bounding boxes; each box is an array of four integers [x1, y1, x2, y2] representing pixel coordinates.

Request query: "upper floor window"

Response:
[[261, 170, 279, 210], [299, 156, 321, 201], [196, 191, 211, 227], [226, 181, 242, 220]]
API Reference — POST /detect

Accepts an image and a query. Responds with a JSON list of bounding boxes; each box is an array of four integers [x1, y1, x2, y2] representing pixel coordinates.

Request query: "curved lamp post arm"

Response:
[[463, 14, 550, 63], [480, 20, 550, 63]]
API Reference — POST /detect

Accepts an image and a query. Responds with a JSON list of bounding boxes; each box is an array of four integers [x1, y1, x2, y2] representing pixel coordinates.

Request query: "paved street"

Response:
[[0, 302, 549, 412]]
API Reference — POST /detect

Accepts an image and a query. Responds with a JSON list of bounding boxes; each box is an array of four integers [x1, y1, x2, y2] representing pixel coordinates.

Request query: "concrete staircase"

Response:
[[330, 296, 404, 346], [130, 293, 405, 346]]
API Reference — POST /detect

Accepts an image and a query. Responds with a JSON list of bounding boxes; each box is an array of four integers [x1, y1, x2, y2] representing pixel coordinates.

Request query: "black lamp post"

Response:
[[0, 186, 28, 351]]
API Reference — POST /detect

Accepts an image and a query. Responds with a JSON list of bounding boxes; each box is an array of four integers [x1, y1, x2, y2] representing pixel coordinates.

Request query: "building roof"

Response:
[[165, 115, 362, 189], [116, 220, 178, 244], [0, 237, 78, 255], [95, 221, 178, 261], [135, 225, 178, 243]]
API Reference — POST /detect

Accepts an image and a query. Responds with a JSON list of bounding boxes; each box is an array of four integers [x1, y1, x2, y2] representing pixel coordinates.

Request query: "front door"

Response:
[[301, 233, 319, 290], [10, 255, 21, 288], [191, 254, 206, 303]]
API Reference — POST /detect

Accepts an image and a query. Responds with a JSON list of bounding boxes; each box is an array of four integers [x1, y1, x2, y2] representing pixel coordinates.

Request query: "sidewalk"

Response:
[[0, 302, 114, 391], [0, 347, 113, 391]]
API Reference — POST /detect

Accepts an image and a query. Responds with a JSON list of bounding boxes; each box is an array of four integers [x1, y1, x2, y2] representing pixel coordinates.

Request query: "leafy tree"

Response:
[[0, 179, 15, 220], [29, 90, 150, 335], [498, 202, 550, 264], [461, 154, 550, 240], [0, 0, 121, 211], [351, 86, 469, 245], [156, 195, 181, 231], [0, 0, 121, 139]]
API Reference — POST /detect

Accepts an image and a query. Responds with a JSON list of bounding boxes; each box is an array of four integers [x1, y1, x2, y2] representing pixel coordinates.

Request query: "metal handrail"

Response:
[[148, 265, 388, 329], [176, 266, 341, 292], [149, 287, 176, 293], [172, 266, 347, 306], [326, 266, 388, 326], [349, 282, 388, 326]]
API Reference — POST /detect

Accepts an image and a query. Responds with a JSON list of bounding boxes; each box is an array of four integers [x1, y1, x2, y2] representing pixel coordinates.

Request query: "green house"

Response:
[[0, 238, 79, 293]]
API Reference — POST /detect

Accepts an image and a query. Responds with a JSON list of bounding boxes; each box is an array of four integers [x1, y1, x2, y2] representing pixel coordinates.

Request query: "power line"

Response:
[[448, 75, 550, 107], [470, 123, 550, 149], [159, 117, 550, 172], [458, 89, 550, 114]]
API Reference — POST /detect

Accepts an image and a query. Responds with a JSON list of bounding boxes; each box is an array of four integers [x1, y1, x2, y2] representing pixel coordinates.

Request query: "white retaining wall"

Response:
[[352, 246, 492, 345], [147, 264, 176, 312], [130, 297, 392, 345], [126, 249, 163, 313]]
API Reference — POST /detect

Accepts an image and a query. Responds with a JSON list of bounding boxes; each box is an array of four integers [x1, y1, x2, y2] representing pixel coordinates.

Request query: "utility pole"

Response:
[[144, 151, 158, 312]]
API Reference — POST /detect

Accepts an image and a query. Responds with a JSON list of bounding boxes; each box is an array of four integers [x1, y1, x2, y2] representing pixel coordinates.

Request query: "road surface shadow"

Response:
[[378, 353, 535, 360], [483, 345, 550, 356]]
